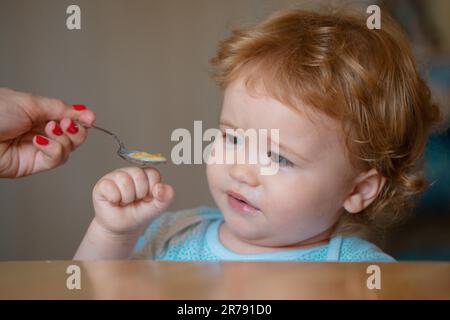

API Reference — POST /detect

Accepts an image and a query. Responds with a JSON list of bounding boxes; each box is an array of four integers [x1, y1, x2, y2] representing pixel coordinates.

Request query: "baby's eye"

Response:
[[268, 151, 293, 167]]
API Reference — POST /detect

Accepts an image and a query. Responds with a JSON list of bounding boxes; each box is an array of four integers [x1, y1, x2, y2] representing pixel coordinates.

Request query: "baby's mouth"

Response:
[[226, 190, 260, 212]]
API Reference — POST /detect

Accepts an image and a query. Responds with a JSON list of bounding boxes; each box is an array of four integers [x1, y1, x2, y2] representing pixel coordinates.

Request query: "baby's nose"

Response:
[[228, 162, 259, 187]]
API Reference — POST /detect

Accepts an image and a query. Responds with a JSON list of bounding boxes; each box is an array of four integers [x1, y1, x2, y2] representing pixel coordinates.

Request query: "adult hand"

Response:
[[0, 88, 96, 178]]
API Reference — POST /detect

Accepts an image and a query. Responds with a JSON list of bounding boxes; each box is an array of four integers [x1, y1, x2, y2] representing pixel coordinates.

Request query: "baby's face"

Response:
[[206, 78, 359, 248]]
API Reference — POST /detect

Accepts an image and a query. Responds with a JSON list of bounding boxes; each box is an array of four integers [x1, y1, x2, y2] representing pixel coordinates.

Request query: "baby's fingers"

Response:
[[150, 183, 175, 208], [110, 170, 137, 205], [136, 182, 175, 225], [93, 178, 122, 206]]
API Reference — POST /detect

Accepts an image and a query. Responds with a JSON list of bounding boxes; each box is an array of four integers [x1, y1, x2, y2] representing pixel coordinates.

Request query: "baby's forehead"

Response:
[[222, 79, 346, 155], [223, 77, 341, 135]]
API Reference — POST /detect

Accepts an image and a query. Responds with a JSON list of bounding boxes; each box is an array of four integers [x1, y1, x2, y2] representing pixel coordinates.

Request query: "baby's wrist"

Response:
[[74, 219, 142, 260], [89, 218, 143, 245]]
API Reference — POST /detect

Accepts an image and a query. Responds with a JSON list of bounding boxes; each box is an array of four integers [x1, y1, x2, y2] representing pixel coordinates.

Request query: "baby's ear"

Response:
[[343, 168, 386, 214]]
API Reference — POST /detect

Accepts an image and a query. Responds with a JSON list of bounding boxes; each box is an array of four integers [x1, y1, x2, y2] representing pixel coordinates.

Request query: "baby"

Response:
[[74, 8, 442, 261]]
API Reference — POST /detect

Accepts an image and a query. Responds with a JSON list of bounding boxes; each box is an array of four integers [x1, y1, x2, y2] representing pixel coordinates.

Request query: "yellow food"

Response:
[[129, 151, 166, 161]]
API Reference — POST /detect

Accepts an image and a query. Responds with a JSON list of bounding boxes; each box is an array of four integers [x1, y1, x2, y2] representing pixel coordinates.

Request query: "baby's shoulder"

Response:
[[339, 236, 396, 262], [158, 205, 222, 226], [144, 205, 222, 242], [132, 206, 222, 259]]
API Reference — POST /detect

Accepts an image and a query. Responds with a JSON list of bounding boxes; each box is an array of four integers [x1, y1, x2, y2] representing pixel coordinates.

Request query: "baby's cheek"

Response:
[[280, 190, 341, 232], [206, 162, 226, 190], [266, 181, 319, 220], [206, 164, 214, 191], [269, 198, 334, 243]]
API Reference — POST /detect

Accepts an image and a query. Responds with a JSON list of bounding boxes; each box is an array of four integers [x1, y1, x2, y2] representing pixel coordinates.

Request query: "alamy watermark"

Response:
[[66, 5, 81, 30], [171, 121, 280, 175], [366, 264, 381, 290], [66, 264, 81, 290], [66, 4, 381, 31], [367, 5, 381, 30]]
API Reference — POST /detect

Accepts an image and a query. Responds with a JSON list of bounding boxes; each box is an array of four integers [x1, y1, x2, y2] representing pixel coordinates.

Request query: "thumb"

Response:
[[139, 183, 175, 222], [33, 96, 96, 126], [154, 183, 175, 204]]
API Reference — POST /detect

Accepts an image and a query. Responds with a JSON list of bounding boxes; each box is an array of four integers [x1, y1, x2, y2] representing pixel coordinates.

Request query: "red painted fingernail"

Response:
[[52, 123, 63, 136], [35, 135, 49, 146], [67, 120, 79, 134], [72, 104, 87, 111]]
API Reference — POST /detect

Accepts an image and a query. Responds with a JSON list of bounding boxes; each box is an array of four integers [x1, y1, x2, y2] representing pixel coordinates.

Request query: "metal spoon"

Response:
[[87, 124, 167, 166]]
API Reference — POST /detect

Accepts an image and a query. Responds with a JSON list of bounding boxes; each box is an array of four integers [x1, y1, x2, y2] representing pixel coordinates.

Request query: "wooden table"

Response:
[[0, 260, 449, 299]]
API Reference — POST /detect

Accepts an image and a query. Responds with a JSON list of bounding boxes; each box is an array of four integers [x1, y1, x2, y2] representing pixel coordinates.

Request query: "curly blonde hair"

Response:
[[209, 8, 443, 239]]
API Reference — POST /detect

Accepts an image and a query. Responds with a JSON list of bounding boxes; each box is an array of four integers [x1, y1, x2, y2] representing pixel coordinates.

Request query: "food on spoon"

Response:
[[128, 151, 167, 162]]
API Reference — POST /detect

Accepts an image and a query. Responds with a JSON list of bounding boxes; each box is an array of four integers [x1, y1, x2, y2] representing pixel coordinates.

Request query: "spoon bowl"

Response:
[[87, 124, 167, 166], [118, 149, 167, 166]]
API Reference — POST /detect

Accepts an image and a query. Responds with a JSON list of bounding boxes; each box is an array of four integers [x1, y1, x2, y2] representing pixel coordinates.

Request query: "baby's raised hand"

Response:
[[92, 167, 175, 236]]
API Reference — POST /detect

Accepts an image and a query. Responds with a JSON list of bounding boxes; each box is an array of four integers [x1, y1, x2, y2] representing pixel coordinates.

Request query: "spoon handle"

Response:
[[89, 124, 125, 150]]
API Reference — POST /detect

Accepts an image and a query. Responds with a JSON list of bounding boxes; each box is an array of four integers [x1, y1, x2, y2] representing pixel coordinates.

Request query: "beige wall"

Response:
[[0, 0, 308, 260]]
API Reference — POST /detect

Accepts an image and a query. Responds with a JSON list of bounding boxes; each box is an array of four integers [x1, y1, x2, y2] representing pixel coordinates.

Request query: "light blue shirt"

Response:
[[132, 206, 395, 262]]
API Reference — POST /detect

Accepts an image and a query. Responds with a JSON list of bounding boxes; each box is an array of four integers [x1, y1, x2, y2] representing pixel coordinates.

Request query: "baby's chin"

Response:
[[221, 212, 269, 239], [223, 222, 302, 253], [221, 210, 327, 248]]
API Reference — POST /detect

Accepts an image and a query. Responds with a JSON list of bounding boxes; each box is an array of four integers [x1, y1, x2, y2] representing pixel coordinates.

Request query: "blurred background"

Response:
[[0, 0, 449, 261]]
